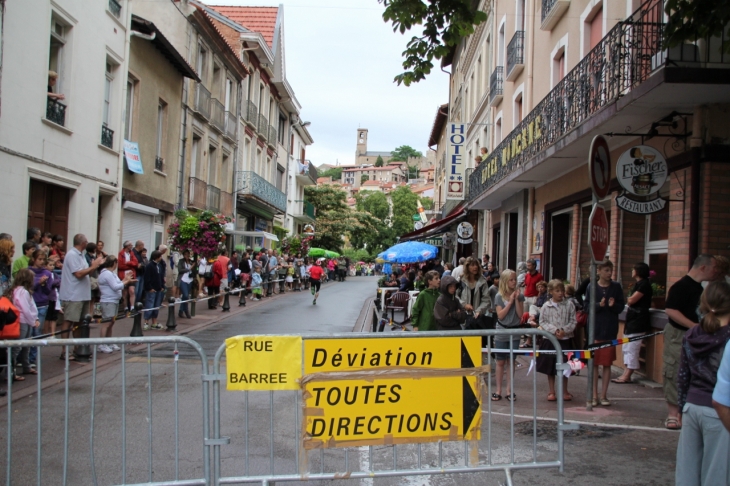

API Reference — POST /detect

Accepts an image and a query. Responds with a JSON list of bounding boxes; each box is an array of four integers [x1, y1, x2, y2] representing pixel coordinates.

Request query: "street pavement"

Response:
[[0, 275, 680, 485]]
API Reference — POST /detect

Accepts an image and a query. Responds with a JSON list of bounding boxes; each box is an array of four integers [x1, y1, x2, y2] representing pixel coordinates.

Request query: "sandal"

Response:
[[600, 398, 611, 406], [22, 369, 37, 375], [564, 393, 573, 402], [664, 417, 681, 430], [506, 394, 516, 402], [12, 375, 25, 382], [491, 393, 502, 401], [611, 378, 633, 384], [547, 393, 557, 402]]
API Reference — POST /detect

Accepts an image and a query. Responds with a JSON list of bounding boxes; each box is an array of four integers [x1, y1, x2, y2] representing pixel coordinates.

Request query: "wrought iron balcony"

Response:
[[155, 156, 164, 172], [257, 114, 268, 139], [207, 184, 221, 212], [234, 171, 286, 213], [541, 0, 570, 31], [294, 200, 316, 221], [506, 31, 525, 81], [303, 201, 315, 219], [244, 100, 257, 126], [220, 191, 233, 216], [225, 111, 237, 140], [108, 0, 121, 17], [469, 0, 724, 202], [489, 67, 503, 106], [188, 177, 207, 210], [210, 99, 225, 132], [101, 125, 114, 149], [46, 98, 66, 126], [268, 125, 277, 147], [194, 83, 211, 120]]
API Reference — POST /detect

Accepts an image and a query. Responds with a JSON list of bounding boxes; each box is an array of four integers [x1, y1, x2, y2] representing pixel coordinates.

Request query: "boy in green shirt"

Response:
[[12, 241, 35, 278], [411, 270, 441, 331]]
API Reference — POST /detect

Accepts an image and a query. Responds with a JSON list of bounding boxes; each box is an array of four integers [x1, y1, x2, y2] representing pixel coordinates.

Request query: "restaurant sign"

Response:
[[615, 145, 668, 214]]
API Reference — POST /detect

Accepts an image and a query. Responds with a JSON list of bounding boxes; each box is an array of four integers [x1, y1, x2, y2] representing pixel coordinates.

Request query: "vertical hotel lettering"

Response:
[[446, 123, 466, 200]]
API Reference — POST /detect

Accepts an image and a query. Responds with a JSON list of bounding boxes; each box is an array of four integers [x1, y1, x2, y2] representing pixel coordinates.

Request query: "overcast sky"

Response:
[[207, 0, 449, 167]]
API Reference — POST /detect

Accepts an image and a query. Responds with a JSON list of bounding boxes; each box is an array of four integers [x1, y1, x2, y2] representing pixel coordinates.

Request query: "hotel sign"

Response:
[[615, 145, 668, 214], [446, 123, 466, 200]]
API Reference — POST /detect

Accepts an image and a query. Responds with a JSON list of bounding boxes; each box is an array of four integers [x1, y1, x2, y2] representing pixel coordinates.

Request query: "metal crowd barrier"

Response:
[[0, 329, 568, 486]]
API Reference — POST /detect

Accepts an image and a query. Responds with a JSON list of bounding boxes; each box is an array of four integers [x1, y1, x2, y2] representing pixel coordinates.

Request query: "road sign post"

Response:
[[586, 135, 611, 411]]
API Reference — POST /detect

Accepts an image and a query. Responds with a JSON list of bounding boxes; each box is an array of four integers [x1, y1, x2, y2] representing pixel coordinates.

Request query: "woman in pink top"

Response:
[[327, 258, 336, 282], [9, 268, 40, 379]]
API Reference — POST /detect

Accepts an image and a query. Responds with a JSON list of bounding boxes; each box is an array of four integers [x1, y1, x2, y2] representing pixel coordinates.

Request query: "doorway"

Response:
[[27, 179, 70, 240], [492, 223, 501, 271], [507, 213, 518, 271], [550, 212, 572, 281]]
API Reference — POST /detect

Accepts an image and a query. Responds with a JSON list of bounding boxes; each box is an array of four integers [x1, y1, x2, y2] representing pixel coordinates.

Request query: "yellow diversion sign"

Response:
[[302, 337, 484, 449]]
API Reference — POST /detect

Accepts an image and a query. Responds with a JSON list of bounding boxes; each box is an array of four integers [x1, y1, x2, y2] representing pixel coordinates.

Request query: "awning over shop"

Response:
[[398, 208, 467, 242], [224, 229, 279, 242]]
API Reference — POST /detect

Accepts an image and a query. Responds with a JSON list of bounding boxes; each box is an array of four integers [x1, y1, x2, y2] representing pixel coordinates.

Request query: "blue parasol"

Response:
[[378, 241, 439, 264]]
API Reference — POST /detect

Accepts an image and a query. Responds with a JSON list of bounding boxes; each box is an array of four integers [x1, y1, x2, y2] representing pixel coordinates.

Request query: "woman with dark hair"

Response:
[[675, 281, 730, 485], [613, 262, 653, 384], [143, 250, 164, 330]]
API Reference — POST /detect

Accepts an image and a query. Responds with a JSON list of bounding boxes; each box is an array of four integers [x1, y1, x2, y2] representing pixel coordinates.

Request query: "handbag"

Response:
[[0, 296, 21, 339], [575, 310, 588, 328]]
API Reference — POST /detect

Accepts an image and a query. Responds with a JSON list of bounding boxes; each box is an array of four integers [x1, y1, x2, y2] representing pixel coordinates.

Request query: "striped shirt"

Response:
[[539, 299, 577, 338]]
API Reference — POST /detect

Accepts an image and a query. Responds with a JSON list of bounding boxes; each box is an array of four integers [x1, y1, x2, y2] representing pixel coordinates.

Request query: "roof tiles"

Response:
[[208, 6, 278, 48]]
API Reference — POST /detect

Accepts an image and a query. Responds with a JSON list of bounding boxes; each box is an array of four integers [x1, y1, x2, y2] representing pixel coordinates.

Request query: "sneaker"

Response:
[[110, 344, 121, 351], [98, 345, 113, 354], [313, 299, 317, 305], [143, 323, 150, 331], [175, 298, 182, 303], [29, 363, 36, 369], [151, 323, 164, 330]]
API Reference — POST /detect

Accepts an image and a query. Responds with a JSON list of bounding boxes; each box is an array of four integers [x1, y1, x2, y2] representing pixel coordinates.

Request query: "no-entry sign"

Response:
[[589, 205, 609, 262], [589, 135, 611, 199]]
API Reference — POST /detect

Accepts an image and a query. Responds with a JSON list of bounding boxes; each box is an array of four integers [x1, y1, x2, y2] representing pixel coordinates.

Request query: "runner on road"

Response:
[[309, 259, 325, 305]]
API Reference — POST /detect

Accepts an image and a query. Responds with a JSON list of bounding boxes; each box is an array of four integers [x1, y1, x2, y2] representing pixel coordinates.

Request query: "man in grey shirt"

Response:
[[59, 234, 104, 349]]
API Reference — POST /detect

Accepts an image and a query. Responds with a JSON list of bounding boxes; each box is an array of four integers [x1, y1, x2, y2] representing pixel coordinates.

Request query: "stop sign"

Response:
[[589, 205, 609, 262]]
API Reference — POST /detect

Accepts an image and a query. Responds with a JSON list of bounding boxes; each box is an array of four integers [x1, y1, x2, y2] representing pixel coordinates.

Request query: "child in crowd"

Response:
[[536, 280, 577, 402], [493, 269, 524, 401], [414, 270, 426, 291], [9, 268, 39, 379], [523, 280, 548, 348], [487, 273, 500, 315], [411, 270, 441, 331], [251, 266, 263, 301], [434, 275, 468, 331]]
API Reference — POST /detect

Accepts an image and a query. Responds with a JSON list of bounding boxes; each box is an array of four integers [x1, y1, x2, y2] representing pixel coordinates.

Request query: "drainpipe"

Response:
[[524, 0, 535, 111], [130, 30, 155, 41], [178, 98, 187, 210], [526, 187, 534, 259], [688, 106, 704, 267]]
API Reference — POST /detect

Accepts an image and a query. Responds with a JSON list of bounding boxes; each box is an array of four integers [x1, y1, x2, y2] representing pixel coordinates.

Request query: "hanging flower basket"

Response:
[[167, 209, 231, 258]]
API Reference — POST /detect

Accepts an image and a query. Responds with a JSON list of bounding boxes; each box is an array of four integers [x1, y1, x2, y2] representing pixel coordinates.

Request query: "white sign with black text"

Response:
[[615, 145, 668, 214], [446, 123, 466, 200]]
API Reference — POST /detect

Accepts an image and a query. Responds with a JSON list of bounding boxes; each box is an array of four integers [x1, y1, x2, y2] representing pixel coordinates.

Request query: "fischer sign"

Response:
[[615, 145, 668, 214]]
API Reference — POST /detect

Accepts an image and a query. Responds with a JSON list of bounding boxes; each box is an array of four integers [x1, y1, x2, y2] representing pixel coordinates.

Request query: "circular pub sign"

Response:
[[616, 145, 668, 197], [456, 222, 474, 244]]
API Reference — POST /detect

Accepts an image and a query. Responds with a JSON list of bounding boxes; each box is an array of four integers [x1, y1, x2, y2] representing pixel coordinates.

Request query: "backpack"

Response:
[[0, 295, 21, 339]]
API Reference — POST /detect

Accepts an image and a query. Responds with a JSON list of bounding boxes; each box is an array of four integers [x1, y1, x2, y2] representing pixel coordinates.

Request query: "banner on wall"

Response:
[[123, 140, 144, 174], [446, 123, 466, 200]]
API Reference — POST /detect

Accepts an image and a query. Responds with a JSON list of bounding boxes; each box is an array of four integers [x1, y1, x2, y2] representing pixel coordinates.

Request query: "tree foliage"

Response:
[[318, 166, 343, 181], [663, 0, 730, 53], [390, 185, 421, 237], [379, 0, 488, 85], [375, 155, 385, 167], [356, 191, 390, 222], [420, 196, 433, 210], [390, 145, 423, 162], [361, 174, 370, 184], [304, 185, 377, 253]]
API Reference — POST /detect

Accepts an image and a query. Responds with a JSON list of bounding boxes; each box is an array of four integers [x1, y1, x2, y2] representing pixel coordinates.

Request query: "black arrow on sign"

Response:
[[462, 376, 479, 436], [460, 339, 475, 369]]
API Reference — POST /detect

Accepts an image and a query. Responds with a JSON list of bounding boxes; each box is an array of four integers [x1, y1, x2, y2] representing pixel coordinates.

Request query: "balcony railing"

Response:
[[46, 98, 66, 126], [188, 177, 207, 209], [469, 0, 726, 201], [207, 184, 221, 212], [225, 111, 237, 139], [541, 0, 570, 30], [194, 83, 211, 120], [108, 0, 121, 17], [234, 171, 286, 213], [268, 125, 277, 147], [302, 201, 315, 219], [257, 114, 268, 139], [489, 67, 504, 106], [506, 31, 525, 80], [101, 125, 114, 149], [155, 156, 164, 172], [210, 99, 225, 132], [296, 159, 318, 185], [244, 100, 257, 125], [220, 191, 233, 216]]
